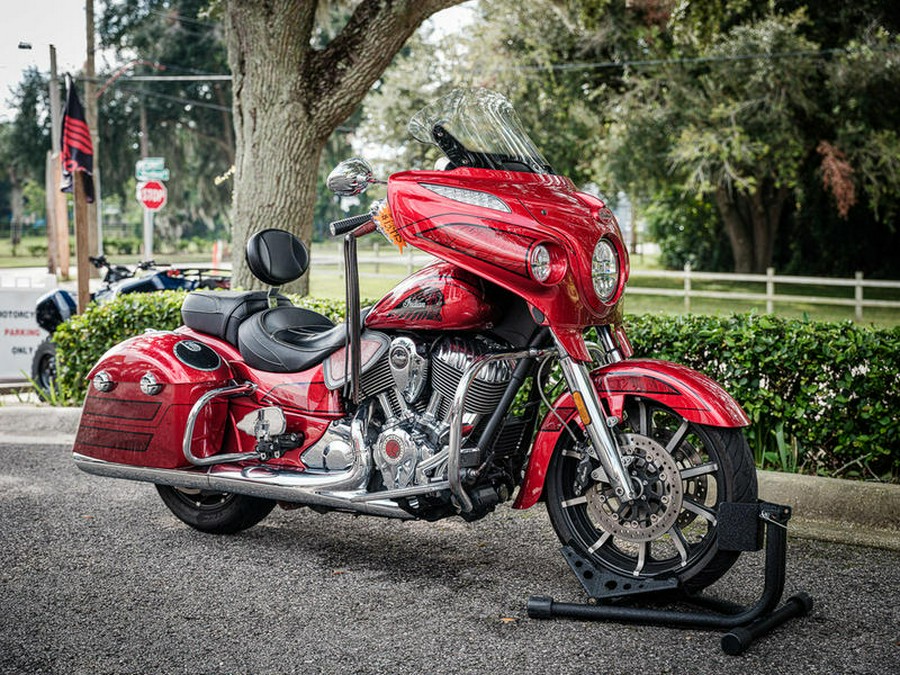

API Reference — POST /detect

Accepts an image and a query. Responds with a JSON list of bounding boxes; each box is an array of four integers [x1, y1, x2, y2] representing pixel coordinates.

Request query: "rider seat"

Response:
[[236, 229, 348, 373], [181, 229, 347, 373]]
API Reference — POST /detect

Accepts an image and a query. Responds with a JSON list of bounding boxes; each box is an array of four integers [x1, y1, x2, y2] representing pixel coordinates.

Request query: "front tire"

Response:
[[545, 398, 756, 593], [155, 485, 276, 534], [31, 339, 57, 400]]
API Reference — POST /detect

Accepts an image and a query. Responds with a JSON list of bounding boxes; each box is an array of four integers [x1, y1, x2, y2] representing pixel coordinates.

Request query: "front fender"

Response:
[[513, 358, 749, 510]]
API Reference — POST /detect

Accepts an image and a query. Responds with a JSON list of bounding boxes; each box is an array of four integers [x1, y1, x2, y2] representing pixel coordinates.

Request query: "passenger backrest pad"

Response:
[[246, 229, 310, 287]]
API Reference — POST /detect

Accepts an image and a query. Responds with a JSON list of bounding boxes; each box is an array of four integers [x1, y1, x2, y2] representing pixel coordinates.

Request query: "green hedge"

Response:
[[625, 314, 899, 479], [53, 293, 899, 479]]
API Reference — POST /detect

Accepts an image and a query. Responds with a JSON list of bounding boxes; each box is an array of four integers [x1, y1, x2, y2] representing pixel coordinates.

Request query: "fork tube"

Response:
[[555, 346, 637, 501]]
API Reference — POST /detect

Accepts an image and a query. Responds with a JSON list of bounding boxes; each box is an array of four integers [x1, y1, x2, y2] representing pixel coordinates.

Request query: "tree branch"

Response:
[[308, 0, 464, 136]]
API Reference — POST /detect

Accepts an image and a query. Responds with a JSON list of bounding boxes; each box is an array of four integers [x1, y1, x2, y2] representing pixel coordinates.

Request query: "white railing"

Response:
[[314, 244, 900, 321], [314, 242, 435, 279], [629, 265, 900, 321]]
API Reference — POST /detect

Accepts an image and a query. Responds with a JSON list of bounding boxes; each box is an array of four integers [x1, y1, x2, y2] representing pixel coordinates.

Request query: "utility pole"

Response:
[[43, 45, 60, 275], [85, 0, 101, 267], [49, 45, 70, 279]]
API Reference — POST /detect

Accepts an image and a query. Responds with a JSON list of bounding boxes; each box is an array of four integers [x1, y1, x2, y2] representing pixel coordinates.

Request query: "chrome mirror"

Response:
[[326, 157, 378, 196]]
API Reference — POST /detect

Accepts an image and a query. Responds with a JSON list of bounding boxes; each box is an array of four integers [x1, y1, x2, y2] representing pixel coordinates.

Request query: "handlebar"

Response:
[[329, 213, 374, 238]]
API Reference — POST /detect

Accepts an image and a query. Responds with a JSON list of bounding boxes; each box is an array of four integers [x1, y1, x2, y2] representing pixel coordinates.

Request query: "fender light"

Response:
[[419, 183, 511, 213], [528, 243, 567, 284], [140, 372, 163, 396]]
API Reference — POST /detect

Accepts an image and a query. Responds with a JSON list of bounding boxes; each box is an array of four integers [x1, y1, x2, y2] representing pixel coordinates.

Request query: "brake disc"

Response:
[[585, 434, 684, 543]]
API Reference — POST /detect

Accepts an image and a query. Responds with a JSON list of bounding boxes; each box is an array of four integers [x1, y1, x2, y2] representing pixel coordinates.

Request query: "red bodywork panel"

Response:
[[513, 358, 750, 510], [73, 332, 233, 468], [387, 168, 629, 361], [178, 328, 344, 471]]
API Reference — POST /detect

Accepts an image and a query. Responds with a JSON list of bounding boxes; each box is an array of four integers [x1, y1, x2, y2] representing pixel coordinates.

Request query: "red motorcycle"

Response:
[[73, 89, 755, 592]]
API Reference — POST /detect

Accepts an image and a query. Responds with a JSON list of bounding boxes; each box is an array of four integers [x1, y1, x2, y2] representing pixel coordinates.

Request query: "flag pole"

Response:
[[61, 73, 95, 313], [74, 166, 91, 314]]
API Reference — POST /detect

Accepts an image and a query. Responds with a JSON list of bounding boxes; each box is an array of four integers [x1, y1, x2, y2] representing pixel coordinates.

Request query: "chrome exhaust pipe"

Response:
[[73, 406, 412, 520], [73, 452, 411, 519]]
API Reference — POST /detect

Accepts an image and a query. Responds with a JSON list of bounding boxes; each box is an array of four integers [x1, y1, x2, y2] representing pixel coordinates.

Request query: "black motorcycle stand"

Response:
[[528, 501, 813, 655]]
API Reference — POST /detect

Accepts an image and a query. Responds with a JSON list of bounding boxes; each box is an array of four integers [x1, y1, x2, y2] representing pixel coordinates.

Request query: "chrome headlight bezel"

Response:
[[592, 238, 620, 303]]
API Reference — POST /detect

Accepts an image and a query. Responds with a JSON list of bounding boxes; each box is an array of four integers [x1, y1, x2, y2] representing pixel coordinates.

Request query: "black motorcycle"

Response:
[[32, 255, 230, 397]]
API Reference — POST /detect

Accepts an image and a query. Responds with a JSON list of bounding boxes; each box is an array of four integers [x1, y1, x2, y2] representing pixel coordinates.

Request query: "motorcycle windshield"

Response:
[[408, 88, 554, 175]]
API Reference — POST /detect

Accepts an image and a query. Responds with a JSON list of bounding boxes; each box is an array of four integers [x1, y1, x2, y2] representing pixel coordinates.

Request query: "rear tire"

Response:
[[155, 485, 276, 534], [545, 398, 757, 593]]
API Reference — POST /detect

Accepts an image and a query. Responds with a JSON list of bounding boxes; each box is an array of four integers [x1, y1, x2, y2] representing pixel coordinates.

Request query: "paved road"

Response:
[[1, 442, 898, 675]]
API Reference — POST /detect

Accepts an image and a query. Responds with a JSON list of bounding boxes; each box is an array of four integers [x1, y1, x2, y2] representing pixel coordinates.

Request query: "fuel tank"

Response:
[[365, 262, 501, 331]]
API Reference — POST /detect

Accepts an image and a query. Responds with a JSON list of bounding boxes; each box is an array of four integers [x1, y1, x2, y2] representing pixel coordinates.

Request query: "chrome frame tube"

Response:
[[555, 344, 637, 501], [448, 347, 553, 512], [183, 382, 257, 466], [344, 233, 361, 404]]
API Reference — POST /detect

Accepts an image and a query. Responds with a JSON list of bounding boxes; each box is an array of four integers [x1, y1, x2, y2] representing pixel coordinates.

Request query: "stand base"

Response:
[[528, 501, 813, 655]]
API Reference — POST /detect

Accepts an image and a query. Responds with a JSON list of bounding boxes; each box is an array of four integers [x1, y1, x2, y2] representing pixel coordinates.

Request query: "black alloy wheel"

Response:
[[545, 397, 757, 592]]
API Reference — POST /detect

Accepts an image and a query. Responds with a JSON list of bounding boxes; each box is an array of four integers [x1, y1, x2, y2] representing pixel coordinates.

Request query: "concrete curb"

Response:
[[1, 405, 897, 550]]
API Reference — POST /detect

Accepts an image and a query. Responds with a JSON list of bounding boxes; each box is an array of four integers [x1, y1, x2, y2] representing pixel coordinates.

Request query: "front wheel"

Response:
[[31, 339, 57, 400], [155, 485, 276, 534], [545, 398, 757, 592]]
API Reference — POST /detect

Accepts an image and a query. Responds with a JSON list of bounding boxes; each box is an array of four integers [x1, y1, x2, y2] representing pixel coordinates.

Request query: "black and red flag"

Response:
[[60, 75, 95, 203]]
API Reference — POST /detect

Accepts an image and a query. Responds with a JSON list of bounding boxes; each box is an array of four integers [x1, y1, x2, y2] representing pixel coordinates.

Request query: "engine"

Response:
[[360, 335, 513, 492]]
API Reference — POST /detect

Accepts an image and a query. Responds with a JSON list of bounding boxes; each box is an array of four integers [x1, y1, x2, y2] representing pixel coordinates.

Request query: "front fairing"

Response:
[[386, 167, 628, 357]]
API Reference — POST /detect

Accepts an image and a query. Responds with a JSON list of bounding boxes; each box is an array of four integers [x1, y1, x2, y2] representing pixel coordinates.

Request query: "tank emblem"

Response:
[[387, 288, 443, 322]]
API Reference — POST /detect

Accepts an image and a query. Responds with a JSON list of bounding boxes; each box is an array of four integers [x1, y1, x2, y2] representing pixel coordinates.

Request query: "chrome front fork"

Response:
[[555, 332, 637, 501]]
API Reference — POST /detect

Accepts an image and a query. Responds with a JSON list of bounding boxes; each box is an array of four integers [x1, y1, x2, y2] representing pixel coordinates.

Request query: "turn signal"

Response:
[[140, 372, 163, 396], [92, 370, 114, 393]]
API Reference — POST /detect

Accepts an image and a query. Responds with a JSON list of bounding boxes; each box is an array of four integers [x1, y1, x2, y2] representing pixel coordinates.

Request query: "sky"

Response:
[[0, 0, 91, 123], [0, 1, 477, 124]]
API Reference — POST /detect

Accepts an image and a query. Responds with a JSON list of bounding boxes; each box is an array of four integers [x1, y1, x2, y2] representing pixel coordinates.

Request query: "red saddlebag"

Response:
[[73, 332, 233, 468]]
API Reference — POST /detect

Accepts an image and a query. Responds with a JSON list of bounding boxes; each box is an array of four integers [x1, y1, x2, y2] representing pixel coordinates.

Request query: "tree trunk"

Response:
[[715, 185, 754, 273], [223, 0, 464, 293], [715, 182, 790, 274]]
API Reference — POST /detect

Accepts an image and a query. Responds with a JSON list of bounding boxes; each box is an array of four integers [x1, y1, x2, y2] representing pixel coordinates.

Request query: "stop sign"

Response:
[[137, 180, 167, 211]]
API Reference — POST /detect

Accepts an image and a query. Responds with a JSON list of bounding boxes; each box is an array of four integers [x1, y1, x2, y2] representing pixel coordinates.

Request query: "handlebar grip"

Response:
[[329, 213, 373, 237]]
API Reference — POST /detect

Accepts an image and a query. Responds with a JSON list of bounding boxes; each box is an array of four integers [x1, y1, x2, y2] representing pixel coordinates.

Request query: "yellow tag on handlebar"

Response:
[[374, 203, 405, 252]]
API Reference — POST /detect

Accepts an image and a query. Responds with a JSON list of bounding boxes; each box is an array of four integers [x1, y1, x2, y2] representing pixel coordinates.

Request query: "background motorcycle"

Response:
[[31, 255, 229, 397], [72, 89, 756, 593]]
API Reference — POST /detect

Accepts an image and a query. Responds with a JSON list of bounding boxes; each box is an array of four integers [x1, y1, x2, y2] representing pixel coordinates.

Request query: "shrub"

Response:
[[53, 294, 899, 479], [626, 313, 900, 480]]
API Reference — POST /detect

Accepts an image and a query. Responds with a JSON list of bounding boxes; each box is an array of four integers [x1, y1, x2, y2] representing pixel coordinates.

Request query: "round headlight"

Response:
[[592, 239, 619, 302], [529, 245, 552, 283]]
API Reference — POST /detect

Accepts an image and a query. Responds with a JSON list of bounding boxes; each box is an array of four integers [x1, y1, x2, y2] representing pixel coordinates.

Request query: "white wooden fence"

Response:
[[316, 244, 900, 321], [629, 265, 900, 321]]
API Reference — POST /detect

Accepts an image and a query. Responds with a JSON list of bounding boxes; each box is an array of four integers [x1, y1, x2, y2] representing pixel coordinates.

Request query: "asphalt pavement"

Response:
[[1, 433, 899, 674]]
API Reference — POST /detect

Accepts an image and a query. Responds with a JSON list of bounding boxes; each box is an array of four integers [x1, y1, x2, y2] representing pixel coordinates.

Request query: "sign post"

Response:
[[135, 158, 168, 258]]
